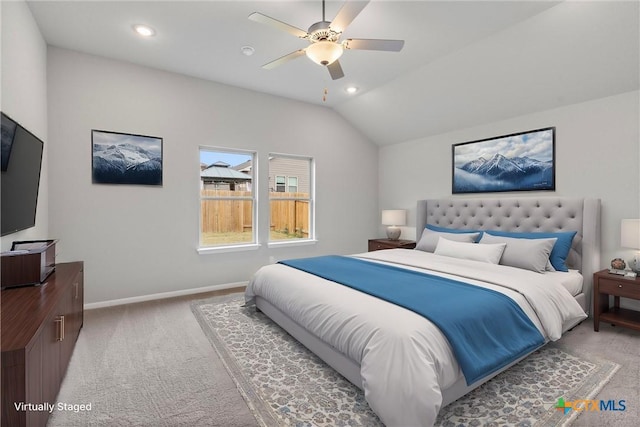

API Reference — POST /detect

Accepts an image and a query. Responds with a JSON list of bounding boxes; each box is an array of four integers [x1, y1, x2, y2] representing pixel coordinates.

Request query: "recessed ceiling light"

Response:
[[133, 24, 155, 37], [345, 86, 359, 94], [241, 46, 255, 56]]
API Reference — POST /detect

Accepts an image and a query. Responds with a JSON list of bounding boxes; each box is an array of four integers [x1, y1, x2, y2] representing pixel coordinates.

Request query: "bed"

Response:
[[245, 197, 601, 426]]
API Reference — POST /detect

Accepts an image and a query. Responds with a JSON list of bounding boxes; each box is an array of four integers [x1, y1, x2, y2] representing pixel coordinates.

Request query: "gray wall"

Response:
[[379, 90, 640, 294], [0, 0, 49, 251], [47, 47, 378, 304]]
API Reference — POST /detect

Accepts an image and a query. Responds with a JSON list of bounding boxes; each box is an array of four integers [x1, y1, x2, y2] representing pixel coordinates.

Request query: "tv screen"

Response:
[[1, 112, 44, 236]]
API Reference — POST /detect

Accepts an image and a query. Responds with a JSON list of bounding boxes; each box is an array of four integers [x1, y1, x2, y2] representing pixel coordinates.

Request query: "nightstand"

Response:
[[368, 238, 416, 252], [593, 269, 640, 332]]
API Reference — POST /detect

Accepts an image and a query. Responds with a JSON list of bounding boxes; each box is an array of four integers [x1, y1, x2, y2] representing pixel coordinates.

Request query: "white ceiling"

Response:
[[26, 1, 640, 146]]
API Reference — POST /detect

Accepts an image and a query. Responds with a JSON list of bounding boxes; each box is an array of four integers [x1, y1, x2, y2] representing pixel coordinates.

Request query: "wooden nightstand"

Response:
[[368, 238, 416, 252], [593, 269, 640, 332]]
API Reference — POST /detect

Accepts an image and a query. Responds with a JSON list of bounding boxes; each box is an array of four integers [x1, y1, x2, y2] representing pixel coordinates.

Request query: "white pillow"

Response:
[[415, 229, 480, 253], [434, 237, 506, 264], [479, 234, 557, 273]]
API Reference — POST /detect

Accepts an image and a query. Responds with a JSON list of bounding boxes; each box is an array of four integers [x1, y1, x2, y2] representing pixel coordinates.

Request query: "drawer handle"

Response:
[[618, 284, 623, 288], [55, 315, 65, 341]]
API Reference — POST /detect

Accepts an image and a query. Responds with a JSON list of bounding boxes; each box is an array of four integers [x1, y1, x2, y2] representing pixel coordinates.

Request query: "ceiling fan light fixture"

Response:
[[305, 41, 343, 66]]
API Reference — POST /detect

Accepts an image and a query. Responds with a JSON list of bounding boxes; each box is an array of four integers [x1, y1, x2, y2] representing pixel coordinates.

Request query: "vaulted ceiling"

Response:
[[26, 1, 639, 145]]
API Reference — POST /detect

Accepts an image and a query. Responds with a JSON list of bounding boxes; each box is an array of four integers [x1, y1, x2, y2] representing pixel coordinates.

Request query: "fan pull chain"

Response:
[[322, 88, 328, 102]]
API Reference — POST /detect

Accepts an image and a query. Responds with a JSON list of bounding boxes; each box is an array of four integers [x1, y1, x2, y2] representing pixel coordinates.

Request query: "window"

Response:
[[269, 154, 314, 243], [275, 175, 298, 193], [287, 176, 298, 193], [199, 147, 256, 248]]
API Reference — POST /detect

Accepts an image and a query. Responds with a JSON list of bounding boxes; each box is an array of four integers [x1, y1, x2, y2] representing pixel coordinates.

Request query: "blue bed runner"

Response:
[[279, 255, 544, 385]]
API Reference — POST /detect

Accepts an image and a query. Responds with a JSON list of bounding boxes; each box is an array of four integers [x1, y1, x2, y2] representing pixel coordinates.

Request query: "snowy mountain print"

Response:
[[453, 128, 554, 193], [92, 131, 162, 185]]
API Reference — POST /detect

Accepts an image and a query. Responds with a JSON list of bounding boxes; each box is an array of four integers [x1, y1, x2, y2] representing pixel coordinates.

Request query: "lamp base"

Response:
[[629, 256, 640, 273], [386, 226, 401, 240]]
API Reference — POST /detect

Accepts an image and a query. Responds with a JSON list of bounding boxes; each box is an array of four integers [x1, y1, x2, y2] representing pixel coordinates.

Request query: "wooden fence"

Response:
[[201, 190, 309, 237]]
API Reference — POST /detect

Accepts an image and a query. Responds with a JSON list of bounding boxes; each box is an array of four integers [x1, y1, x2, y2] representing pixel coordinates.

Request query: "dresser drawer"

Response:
[[368, 239, 416, 251], [598, 278, 640, 299]]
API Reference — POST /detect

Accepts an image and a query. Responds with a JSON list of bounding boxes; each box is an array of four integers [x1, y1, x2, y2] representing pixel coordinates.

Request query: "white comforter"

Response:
[[244, 249, 587, 426]]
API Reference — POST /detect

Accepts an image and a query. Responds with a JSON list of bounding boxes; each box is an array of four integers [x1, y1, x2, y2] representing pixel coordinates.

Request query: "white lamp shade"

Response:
[[382, 209, 406, 226], [305, 41, 343, 66], [621, 219, 640, 249]]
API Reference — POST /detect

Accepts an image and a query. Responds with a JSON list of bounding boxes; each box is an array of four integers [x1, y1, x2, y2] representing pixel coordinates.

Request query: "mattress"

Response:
[[245, 248, 587, 426]]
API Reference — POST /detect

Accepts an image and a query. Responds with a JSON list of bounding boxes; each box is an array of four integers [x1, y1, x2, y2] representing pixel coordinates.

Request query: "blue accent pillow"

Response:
[[426, 224, 483, 241], [484, 230, 577, 272]]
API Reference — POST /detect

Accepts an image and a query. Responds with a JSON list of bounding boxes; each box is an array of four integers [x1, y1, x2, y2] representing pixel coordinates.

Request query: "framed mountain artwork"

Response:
[[92, 129, 163, 186], [452, 127, 555, 194]]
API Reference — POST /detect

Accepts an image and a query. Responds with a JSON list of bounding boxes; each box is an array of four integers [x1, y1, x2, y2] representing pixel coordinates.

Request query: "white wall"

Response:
[[0, 0, 49, 251], [47, 47, 378, 304], [379, 90, 640, 300]]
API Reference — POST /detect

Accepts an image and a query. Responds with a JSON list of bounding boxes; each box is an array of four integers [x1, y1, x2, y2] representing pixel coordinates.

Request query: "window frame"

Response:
[[198, 146, 259, 253], [268, 153, 315, 247]]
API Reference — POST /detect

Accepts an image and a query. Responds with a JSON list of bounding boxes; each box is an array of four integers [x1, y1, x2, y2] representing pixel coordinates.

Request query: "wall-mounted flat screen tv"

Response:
[[1, 112, 44, 236]]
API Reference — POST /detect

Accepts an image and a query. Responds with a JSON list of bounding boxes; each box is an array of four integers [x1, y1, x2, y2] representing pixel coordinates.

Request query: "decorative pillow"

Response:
[[485, 230, 577, 272], [426, 224, 483, 241], [434, 237, 506, 264], [479, 234, 556, 273], [415, 229, 480, 253]]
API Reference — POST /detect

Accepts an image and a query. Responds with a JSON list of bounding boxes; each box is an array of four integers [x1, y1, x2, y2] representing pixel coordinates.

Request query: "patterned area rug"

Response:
[[191, 297, 619, 427]]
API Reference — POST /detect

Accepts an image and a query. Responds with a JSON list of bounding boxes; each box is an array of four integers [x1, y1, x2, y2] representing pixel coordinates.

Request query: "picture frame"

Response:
[[92, 129, 163, 186], [452, 127, 555, 194]]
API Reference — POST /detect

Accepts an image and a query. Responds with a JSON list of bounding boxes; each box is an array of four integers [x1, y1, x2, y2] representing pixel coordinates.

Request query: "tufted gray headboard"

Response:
[[416, 197, 601, 313]]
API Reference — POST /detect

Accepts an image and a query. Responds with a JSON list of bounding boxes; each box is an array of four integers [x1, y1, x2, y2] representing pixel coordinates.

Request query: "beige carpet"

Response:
[[48, 294, 257, 427], [49, 291, 640, 426]]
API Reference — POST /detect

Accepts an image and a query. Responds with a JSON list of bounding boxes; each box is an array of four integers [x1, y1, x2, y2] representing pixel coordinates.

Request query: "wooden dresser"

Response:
[[1, 262, 84, 427]]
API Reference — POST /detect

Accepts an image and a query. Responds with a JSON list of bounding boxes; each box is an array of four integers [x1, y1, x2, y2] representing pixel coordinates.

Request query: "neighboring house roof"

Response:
[[201, 165, 252, 181], [232, 160, 252, 173], [211, 161, 230, 167]]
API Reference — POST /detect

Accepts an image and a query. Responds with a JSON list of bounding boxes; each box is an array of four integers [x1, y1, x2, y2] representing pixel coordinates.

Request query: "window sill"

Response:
[[197, 243, 261, 255], [267, 239, 318, 249]]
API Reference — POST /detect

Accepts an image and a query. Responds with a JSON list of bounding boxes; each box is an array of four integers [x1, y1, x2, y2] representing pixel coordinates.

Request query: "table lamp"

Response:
[[621, 219, 640, 273], [382, 209, 406, 240]]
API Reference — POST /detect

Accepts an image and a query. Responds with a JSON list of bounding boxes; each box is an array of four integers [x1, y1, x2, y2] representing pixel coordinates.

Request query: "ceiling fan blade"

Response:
[[262, 49, 306, 70], [330, 0, 370, 33], [248, 12, 308, 38], [344, 38, 405, 52], [327, 60, 345, 80]]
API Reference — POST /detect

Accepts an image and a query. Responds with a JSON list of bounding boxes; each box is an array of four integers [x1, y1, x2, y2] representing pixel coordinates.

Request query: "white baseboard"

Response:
[[84, 281, 248, 310]]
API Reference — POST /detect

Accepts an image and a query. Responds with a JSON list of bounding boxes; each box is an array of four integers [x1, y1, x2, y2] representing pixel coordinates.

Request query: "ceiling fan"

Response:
[[249, 0, 404, 80]]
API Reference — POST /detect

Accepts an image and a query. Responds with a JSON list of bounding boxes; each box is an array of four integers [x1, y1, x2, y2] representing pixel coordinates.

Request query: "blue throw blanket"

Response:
[[279, 255, 545, 385]]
